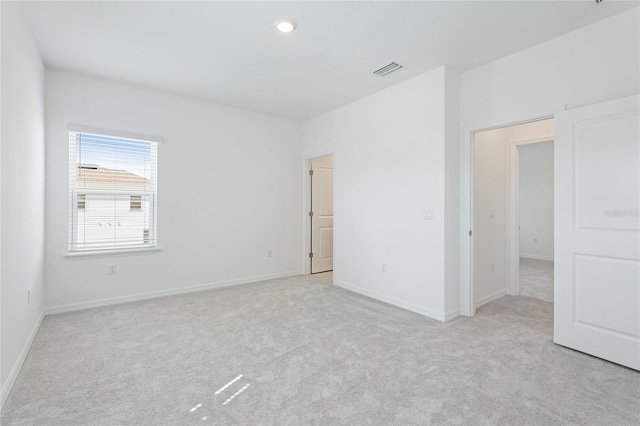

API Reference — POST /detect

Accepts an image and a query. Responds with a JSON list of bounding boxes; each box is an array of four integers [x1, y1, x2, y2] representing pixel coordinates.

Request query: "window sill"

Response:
[[65, 246, 162, 259]]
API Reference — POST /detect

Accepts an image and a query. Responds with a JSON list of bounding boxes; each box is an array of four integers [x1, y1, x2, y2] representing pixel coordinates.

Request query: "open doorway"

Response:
[[472, 118, 554, 309], [464, 96, 637, 368], [308, 155, 334, 274]]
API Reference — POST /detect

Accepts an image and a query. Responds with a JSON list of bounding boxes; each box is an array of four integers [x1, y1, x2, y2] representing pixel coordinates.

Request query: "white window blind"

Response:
[[69, 129, 158, 252]]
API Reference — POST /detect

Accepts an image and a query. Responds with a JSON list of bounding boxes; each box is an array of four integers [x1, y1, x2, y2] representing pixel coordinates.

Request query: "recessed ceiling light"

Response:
[[275, 19, 297, 33]]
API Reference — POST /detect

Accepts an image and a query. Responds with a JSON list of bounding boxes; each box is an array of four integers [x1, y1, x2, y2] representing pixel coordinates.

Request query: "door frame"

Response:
[[302, 153, 335, 275], [508, 137, 554, 296], [461, 109, 561, 317]]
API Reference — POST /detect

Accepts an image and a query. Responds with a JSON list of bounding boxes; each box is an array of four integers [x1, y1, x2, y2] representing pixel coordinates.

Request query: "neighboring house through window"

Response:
[[130, 195, 142, 211], [69, 128, 159, 252]]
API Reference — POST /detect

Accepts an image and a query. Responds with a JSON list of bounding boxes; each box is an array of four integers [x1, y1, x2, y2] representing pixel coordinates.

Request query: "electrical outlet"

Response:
[[28, 288, 31, 304], [381, 263, 387, 272], [491, 262, 495, 272], [108, 264, 117, 274], [267, 249, 273, 258]]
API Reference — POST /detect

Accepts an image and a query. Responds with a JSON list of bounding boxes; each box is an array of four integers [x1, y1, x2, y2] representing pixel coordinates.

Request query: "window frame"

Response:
[[68, 125, 161, 255]]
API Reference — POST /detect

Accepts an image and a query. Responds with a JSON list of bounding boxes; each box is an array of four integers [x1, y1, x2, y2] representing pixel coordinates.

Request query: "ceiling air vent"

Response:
[[373, 62, 403, 77]]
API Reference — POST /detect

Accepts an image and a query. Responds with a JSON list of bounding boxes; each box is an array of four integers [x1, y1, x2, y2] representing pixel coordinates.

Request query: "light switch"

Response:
[[423, 210, 434, 220]]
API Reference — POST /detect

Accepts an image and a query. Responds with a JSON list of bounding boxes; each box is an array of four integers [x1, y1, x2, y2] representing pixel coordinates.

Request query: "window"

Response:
[[69, 128, 158, 252]]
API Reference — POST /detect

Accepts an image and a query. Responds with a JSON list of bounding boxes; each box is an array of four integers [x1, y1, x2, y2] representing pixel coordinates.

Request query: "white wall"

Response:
[[518, 141, 554, 260], [473, 128, 509, 306], [444, 69, 460, 317], [1, 1, 46, 403], [45, 70, 302, 310], [473, 120, 553, 306], [461, 9, 639, 130], [461, 8, 640, 313], [303, 66, 459, 321]]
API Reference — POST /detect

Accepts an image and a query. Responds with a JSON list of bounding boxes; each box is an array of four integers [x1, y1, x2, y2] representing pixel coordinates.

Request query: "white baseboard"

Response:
[[334, 280, 445, 322], [45, 270, 302, 315], [475, 289, 507, 308], [1, 310, 45, 408], [444, 308, 461, 322], [520, 254, 554, 262]]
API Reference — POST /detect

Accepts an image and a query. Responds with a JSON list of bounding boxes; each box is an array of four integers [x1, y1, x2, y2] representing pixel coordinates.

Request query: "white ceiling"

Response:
[[23, 1, 638, 121]]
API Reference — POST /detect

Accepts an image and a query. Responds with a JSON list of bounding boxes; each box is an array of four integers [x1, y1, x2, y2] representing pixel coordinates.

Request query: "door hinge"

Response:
[[309, 169, 314, 176], [309, 252, 314, 258], [309, 211, 313, 217], [469, 230, 472, 237]]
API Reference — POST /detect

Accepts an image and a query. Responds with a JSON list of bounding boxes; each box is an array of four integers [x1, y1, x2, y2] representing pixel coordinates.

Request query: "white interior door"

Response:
[[310, 156, 333, 273], [554, 94, 639, 370]]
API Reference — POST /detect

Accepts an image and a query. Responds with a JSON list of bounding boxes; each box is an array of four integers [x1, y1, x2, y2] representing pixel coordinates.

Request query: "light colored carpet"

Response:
[[2, 272, 639, 425], [519, 258, 554, 303]]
